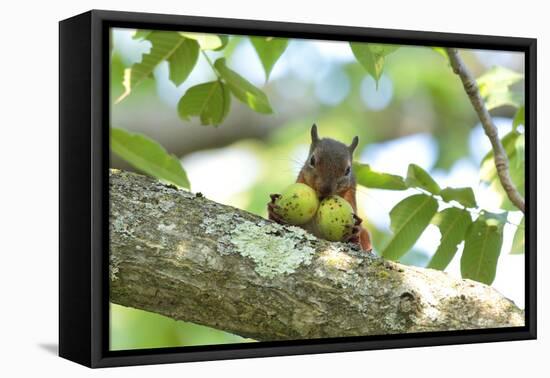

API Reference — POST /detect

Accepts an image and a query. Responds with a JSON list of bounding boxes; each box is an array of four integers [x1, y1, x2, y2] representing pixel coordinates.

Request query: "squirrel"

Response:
[[268, 124, 372, 252]]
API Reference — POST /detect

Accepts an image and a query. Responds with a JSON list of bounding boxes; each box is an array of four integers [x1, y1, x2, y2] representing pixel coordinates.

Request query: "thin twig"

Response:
[[201, 50, 221, 77], [445, 48, 525, 213]]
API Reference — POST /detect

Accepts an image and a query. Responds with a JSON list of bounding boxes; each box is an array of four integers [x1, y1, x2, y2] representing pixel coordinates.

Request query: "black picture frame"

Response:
[[59, 9, 537, 368]]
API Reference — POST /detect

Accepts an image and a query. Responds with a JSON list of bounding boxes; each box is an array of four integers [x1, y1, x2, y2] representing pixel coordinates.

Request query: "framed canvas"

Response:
[[59, 9, 537, 368]]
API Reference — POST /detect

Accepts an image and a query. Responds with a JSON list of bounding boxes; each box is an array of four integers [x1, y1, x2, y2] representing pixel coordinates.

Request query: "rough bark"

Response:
[[446, 48, 525, 213], [109, 169, 524, 341]]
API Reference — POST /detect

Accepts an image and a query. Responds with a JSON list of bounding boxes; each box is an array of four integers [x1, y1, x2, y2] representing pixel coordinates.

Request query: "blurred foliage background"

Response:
[[109, 28, 525, 351]]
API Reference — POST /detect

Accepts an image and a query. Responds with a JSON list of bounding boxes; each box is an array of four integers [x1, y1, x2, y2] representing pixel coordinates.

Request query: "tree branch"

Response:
[[446, 48, 525, 213], [109, 169, 524, 341]]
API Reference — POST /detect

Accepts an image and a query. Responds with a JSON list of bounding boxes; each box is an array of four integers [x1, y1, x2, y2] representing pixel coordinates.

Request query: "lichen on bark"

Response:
[[202, 212, 317, 278]]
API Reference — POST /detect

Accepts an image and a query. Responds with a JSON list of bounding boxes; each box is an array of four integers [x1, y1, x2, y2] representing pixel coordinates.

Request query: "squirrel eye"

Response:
[[345, 166, 351, 176], [309, 155, 316, 167]]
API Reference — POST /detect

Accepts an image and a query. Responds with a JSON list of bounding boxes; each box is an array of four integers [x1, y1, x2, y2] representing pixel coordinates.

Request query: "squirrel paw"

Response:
[[267, 194, 287, 224], [344, 214, 363, 245]]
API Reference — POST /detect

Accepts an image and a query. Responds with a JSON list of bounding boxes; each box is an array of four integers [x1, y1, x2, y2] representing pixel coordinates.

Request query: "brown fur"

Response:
[[295, 125, 372, 252]]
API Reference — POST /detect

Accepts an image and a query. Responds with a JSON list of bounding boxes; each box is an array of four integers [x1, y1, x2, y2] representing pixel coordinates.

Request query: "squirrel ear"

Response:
[[349, 136, 359, 153], [311, 124, 320, 144]]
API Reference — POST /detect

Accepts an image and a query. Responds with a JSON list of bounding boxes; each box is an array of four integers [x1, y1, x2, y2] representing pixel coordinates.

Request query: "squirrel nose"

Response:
[[319, 185, 333, 198]]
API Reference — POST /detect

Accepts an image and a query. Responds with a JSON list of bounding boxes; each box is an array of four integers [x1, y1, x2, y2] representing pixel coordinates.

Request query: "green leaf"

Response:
[[369, 44, 400, 56], [133, 29, 152, 40], [167, 38, 200, 86], [179, 32, 227, 50], [109, 29, 114, 57], [510, 217, 525, 255], [498, 141, 525, 210], [353, 163, 407, 190], [428, 208, 472, 270], [513, 106, 525, 130], [477, 66, 524, 110], [215, 35, 229, 51], [177, 81, 231, 126], [214, 58, 273, 114], [439, 187, 477, 208], [116, 31, 186, 103], [432, 47, 449, 62], [478, 66, 523, 95], [480, 132, 525, 211], [350, 42, 399, 87], [484, 91, 523, 110], [382, 194, 438, 261], [480, 130, 520, 182], [461, 212, 506, 285], [491, 162, 524, 211], [515, 133, 525, 169], [111, 128, 190, 189], [250, 36, 289, 81], [406, 164, 441, 194]]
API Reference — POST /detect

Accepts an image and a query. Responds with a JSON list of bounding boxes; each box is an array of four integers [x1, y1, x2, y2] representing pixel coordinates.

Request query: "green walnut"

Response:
[[274, 183, 320, 225], [315, 195, 355, 242]]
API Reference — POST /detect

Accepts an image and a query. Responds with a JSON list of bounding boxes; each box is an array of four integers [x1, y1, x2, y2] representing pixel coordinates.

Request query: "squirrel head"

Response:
[[300, 124, 359, 199]]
